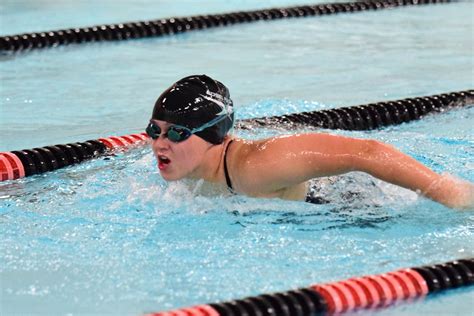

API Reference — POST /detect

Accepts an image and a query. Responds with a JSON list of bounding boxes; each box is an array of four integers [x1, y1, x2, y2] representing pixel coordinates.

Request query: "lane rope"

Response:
[[0, 0, 454, 53], [144, 258, 474, 315], [237, 89, 473, 130], [1, 89, 471, 182], [0, 134, 148, 181]]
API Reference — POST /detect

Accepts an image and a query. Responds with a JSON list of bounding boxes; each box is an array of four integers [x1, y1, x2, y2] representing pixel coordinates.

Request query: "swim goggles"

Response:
[[146, 115, 228, 143]]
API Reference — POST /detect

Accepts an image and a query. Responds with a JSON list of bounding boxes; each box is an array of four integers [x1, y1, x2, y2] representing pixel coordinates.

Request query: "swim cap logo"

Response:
[[199, 90, 233, 116]]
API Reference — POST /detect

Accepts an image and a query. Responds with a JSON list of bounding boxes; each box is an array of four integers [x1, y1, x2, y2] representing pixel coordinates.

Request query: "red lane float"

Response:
[[2, 88, 472, 182], [148, 258, 473, 316], [0, 133, 150, 181], [312, 268, 429, 313], [99, 133, 149, 149], [146, 305, 219, 316], [0, 151, 26, 181]]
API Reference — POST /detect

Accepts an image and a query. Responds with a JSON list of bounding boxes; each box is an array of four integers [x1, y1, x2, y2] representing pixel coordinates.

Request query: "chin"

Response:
[[160, 171, 185, 181]]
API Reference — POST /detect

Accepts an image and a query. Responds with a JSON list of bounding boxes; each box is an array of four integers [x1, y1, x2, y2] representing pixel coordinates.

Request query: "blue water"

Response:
[[1, 1, 473, 315]]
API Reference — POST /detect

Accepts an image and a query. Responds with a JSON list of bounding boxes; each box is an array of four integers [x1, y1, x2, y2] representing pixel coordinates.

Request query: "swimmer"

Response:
[[146, 75, 474, 210]]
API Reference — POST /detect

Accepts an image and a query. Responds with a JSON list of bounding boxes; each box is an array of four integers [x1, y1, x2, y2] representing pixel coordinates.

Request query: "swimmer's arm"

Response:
[[245, 133, 472, 209]]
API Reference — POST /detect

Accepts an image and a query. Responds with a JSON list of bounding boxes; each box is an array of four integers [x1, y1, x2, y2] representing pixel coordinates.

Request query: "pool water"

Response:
[[1, 1, 473, 315]]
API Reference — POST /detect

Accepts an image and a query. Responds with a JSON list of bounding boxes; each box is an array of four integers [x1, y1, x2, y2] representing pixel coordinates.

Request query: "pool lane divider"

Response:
[[0, 0, 454, 53], [145, 258, 474, 315], [237, 89, 473, 131], [0, 89, 472, 182], [0, 133, 148, 182]]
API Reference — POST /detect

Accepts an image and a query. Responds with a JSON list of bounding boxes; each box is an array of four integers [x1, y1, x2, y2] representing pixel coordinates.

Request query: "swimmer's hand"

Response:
[[424, 175, 474, 210]]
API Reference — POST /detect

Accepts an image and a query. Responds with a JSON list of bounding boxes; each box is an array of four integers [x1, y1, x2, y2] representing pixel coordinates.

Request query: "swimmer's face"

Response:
[[151, 120, 212, 181]]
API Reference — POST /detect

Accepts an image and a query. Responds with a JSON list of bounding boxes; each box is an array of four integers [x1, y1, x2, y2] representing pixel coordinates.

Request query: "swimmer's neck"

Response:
[[186, 137, 233, 186], [185, 137, 308, 200]]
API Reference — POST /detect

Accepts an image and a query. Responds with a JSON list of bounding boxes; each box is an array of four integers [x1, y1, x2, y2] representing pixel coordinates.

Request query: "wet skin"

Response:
[[151, 120, 474, 209]]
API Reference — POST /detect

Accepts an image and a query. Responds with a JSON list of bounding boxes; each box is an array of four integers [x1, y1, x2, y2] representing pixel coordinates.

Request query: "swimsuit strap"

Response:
[[223, 139, 234, 192]]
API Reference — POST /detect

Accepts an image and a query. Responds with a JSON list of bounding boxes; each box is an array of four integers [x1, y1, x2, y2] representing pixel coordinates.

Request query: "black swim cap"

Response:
[[151, 75, 234, 144]]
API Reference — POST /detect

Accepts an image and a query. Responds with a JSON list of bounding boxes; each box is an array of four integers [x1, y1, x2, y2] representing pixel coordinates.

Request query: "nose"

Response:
[[151, 134, 170, 152]]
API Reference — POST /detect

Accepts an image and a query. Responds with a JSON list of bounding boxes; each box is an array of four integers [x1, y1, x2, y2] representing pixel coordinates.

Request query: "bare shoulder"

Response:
[[235, 133, 360, 156], [226, 136, 309, 197], [229, 133, 357, 168], [227, 133, 375, 195]]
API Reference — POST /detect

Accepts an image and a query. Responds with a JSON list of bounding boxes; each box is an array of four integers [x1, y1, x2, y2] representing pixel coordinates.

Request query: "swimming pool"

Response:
[[1, 0, 473, 314]]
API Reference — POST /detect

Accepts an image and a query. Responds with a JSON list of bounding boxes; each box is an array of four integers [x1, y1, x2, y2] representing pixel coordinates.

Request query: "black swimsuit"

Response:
[[223, 140, 234, 193]]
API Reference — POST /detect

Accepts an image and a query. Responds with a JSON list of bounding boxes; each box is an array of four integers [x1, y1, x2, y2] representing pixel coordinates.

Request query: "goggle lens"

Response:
[[146, 121, 192, 143], [146, 122, 161, 140], [167, 127, 191, 142]]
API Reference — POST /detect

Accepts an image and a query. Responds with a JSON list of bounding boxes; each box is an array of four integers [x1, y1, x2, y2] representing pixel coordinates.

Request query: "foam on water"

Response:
[[1, 0, 473, 314]]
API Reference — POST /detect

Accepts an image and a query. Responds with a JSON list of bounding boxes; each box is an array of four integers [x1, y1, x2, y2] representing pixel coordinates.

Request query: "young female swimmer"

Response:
[[146, 75, 473, 209]]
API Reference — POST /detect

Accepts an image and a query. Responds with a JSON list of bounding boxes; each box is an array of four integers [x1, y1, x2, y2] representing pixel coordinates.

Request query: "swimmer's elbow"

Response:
[[361, 139, 382, 157], [351, 139, 389, 171]]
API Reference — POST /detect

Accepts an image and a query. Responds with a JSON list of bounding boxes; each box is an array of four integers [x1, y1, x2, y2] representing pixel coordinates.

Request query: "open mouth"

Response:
[[158, 155, 171, 170]]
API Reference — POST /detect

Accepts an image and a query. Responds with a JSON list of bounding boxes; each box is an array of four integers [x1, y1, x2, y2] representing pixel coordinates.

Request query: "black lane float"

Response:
[[0, 0, 454, 53], [145, 258, 474, 315], [0, 134, 148, 181], [237, 89, 474, 130], [0, 90, 471, 182]]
